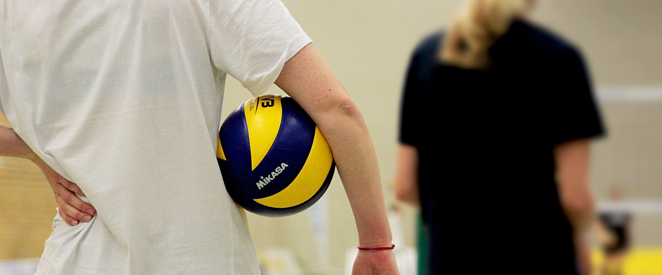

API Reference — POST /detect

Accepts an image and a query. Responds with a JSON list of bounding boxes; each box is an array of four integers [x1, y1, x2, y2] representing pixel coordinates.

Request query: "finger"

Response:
[[55, 183, 96, 216], [59, 178, 86, 197], [56, 195, 94, 224], [58, 207, 80, 226]]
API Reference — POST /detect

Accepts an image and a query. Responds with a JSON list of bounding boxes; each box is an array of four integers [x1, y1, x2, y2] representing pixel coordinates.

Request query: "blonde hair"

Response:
[[440, 0, 529, 69]]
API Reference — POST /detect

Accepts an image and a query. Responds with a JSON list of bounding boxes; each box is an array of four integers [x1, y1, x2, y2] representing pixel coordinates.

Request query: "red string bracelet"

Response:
[[357, 244, 395, 251]]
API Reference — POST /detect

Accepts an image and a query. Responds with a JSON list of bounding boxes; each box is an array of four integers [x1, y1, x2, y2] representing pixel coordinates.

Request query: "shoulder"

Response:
[[415, 31, 443, 56], [409, 31, 443, 65], [517, 20, 585, 60], [406, 31, 443, 78]]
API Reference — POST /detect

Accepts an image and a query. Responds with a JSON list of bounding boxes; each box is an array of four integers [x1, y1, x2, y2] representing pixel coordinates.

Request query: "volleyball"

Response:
[[217, 94, 335, 217]]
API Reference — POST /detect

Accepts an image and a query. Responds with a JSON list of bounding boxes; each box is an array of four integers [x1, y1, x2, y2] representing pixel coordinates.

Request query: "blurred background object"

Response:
[[2, 0, 662, 274]]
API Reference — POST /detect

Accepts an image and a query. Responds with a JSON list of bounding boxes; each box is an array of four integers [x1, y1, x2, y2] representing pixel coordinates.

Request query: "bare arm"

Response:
[[275, 44, 397, 274], [554, 139, 595, 237], [0, 125, 95, 225], [555, 139, 595, 275], [394, 144, 420, 206], [0, 125, 38, 160], [575, 236, 593, 275]]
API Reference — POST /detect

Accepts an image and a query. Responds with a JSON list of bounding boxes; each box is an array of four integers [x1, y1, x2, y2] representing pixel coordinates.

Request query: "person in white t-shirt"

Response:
[[0, 1, 398, 274]]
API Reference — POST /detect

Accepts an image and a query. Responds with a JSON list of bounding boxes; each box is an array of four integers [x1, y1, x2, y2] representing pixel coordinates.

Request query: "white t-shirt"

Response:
[[0, 1, 311, 274]]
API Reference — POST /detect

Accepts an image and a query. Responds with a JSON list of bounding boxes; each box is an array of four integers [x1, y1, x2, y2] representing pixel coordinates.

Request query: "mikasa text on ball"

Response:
[[217, 95, 335, 217]]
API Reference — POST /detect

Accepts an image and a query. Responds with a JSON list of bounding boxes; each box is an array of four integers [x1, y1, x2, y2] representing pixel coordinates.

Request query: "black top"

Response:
[[399, 20, 605, 274]]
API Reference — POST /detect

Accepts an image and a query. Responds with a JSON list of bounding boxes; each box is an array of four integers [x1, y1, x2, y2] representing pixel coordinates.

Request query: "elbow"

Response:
[[394, 180, 419, 206], [561, 193, 595, 218], [316, 92, 361, 120], [312, 94, 367, 135], [332, 95, 361, 120], [394, 184, 412, 203], [395, 191, 417, 206]]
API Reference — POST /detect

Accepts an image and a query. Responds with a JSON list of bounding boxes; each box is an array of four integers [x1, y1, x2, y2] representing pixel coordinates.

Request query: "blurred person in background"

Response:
[[394, 0, 605, 274], [595, 187, 632, 275]]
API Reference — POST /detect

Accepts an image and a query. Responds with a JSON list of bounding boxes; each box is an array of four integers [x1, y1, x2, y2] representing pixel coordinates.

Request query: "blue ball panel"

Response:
[[218, 104, 252, 193]]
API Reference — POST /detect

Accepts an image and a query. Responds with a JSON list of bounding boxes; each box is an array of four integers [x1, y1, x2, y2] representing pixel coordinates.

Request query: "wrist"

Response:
[[358, 244, 395, 251], [357, 222, 393, 249], [27, 151, 39, 163], [27, 152, 47, 171], [358, 235, 393, 249]]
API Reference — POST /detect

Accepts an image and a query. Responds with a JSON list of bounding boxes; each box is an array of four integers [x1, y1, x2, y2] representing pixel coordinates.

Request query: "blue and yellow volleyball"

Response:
[[217, 94, 335, 217]]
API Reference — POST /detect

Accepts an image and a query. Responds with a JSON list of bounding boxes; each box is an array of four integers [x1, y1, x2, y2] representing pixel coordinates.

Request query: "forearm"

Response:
[[317, 105, 392, 247], [0, 125, 37, 160], [575, 236, 593, 275], [275, 44, 392, 247], [1, 125, 95, 225], [555, 140, 595, 238], [394, 145, 420, 207], [561, 187, 595, 238], [563, 200, 595, 239]]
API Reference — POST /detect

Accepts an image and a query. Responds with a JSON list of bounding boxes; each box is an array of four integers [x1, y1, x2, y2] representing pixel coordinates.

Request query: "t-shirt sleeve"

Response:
[[549, 48, 605, 145], [399, 51, 424, 147], [208, 0, 312, 96]]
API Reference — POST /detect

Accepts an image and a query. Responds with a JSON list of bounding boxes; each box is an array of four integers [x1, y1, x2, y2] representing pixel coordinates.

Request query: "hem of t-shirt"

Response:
[[552, 129, 606, 146], [246, 32, 313, 97], [398, 139, 419, 148]]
